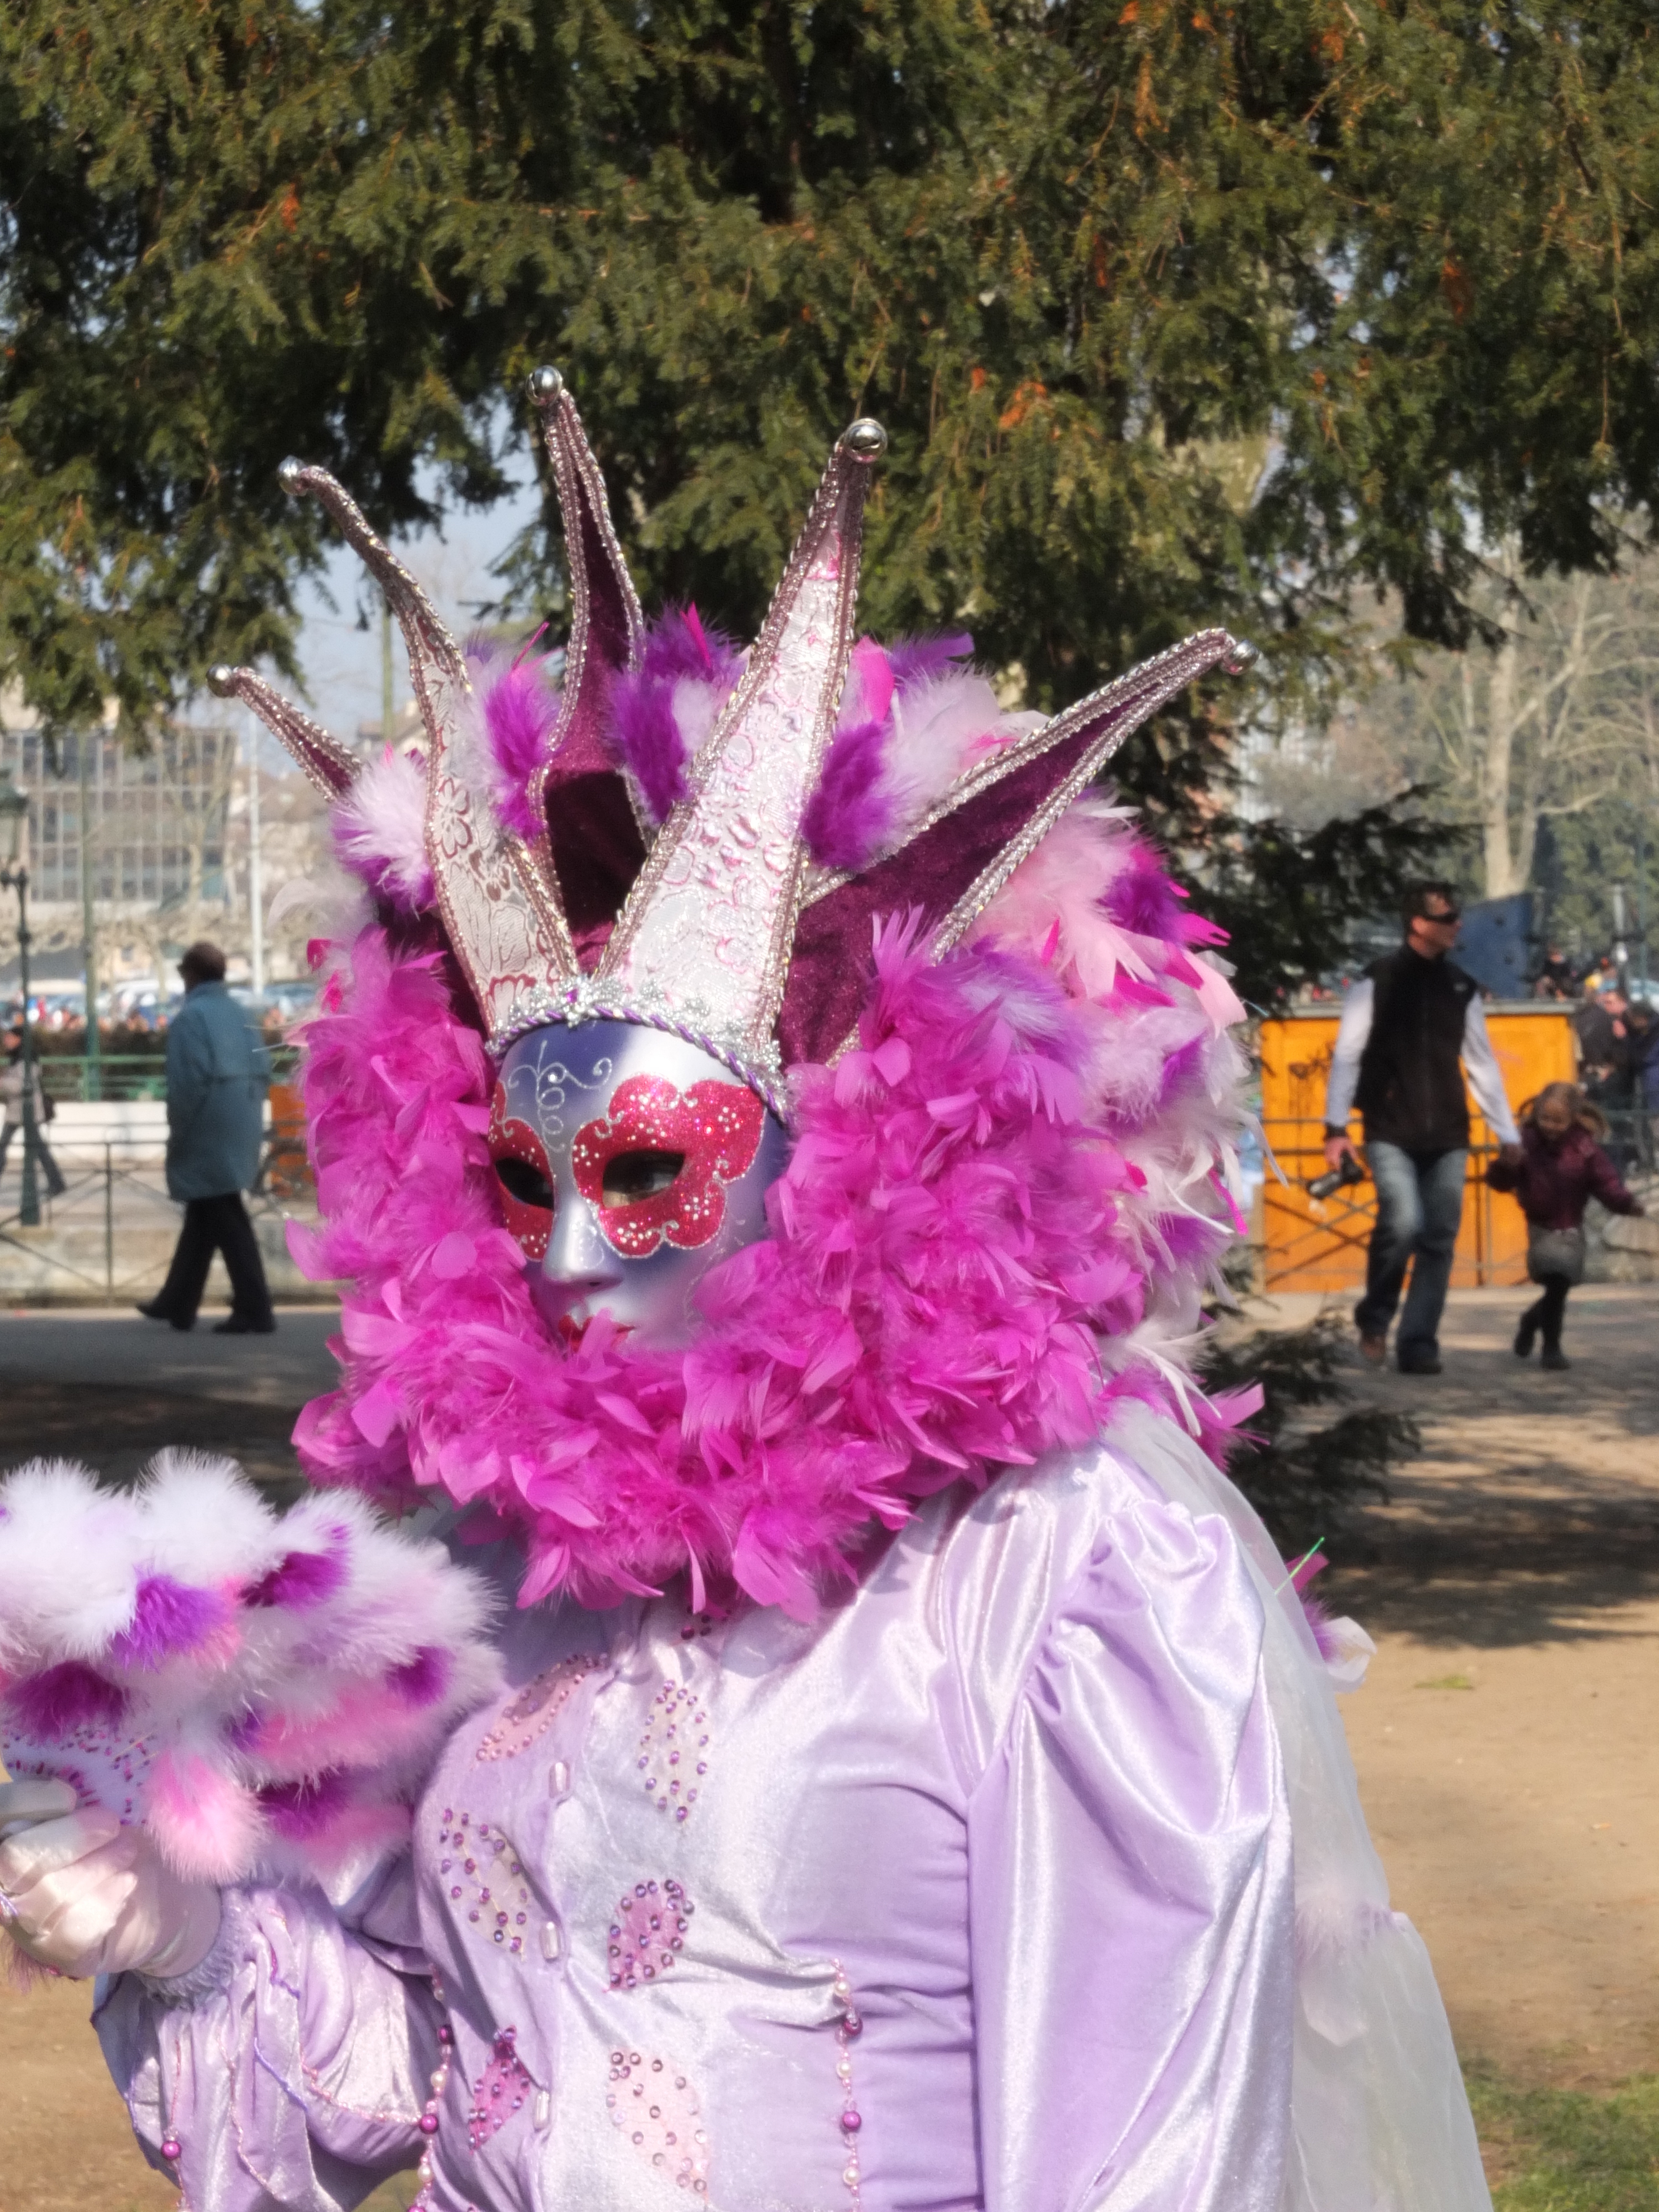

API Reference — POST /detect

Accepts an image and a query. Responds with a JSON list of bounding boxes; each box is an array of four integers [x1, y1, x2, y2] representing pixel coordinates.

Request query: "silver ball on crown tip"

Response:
[[276, 457, 307, 495], [527, 366, 565, 408], [841, 418, 888, 463], [206, 664, 238, 699], [1223, 637, 1260, 675]]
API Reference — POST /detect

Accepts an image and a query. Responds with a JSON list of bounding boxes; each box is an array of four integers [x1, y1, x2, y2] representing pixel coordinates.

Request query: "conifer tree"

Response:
[[4, 0, 1656, 997]]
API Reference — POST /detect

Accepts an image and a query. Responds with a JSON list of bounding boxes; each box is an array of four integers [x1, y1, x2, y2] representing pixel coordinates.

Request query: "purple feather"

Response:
[[1107, 844, 1189, 942], [243, 1545, 348, 1611], [7, 1662, 129, 1740], [887, 632, 974, 691], [1157, 1036, 1207, 1103], [608, 607, 742, 823], [801, 719, 896, 872], [387, 1646, 451, 1708], [614, 680, 688, 821], [112, 1575, 229, 1669], [224, 1708, 264, 1754], [1155, 1210, 1226, 1261], [1301, 1594, 1344, 1663], [257, 1768, 354, 1839], [477, 649, 561, 842]]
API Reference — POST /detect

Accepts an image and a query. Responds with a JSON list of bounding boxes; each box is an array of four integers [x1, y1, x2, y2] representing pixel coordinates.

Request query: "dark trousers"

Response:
[[1520, 1274, 1572, 1350], [153, 1192, 274, 1327], [0, 1119, 67, 1198], [1354, 1140, 1468, 1358]]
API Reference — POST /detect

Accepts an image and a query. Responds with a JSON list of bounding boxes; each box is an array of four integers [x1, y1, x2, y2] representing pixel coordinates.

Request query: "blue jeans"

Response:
[[1354, 1141, 1467, 1359]]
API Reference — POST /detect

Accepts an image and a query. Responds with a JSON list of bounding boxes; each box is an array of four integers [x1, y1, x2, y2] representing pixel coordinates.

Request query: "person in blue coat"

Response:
[[138, 941, 275, 1334]]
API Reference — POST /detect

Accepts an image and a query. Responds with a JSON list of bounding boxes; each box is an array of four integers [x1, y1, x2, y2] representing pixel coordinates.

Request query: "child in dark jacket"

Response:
[[1488, 1082, 1644, 1370]]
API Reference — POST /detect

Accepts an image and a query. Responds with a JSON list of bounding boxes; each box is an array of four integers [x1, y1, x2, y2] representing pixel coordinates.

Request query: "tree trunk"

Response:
[[1480, 632, 1522, 897]]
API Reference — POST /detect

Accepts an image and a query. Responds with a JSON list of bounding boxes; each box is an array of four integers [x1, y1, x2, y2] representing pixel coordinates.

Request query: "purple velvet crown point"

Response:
[[111, 1575, 230, 1670]]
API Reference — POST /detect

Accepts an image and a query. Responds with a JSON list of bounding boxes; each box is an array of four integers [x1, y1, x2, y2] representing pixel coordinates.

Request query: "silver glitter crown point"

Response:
[[593, 425, 879, 1068]]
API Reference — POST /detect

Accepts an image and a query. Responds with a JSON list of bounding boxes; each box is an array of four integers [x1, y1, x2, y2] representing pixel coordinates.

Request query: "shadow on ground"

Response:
[[1, 1380, 308, 1499], [1254, 1290, 1659, 1648]]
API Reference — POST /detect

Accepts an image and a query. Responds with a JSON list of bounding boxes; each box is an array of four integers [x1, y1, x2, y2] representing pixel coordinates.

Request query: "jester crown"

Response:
[[209, 370, 1251, 1116]]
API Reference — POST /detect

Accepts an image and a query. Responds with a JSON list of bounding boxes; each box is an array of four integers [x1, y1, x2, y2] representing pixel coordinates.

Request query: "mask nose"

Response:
[[535, 1190, 623, 1321]]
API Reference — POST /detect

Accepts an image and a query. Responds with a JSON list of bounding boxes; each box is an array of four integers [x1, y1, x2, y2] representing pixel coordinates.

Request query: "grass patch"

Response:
[[1468, 2067, 1659, 2207]]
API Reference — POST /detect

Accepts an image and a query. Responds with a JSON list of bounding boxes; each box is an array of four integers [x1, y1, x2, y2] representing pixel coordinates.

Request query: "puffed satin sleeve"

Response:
[[966, 1484, 1295, 2212], [93, 1859, 441, 2212]]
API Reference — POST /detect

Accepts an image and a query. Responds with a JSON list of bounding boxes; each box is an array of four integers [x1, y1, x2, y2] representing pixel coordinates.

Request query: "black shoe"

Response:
[[1514, 1316, 1537, 1359], [1541, 1345, 1570, 1371], [212, 1315, 278, 1335], [1397, 1350, 1443, 1375], [137, 1299, 195, 1333]]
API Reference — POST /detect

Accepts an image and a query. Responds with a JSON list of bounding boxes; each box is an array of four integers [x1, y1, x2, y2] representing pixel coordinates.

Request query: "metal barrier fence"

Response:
[[1259, 1106, 1659, 1293], [32, 1046, 301, 1104], [0, 1124, 311, 1300]]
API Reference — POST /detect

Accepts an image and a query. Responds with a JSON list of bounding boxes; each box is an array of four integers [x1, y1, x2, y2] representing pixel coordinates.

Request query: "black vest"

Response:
[[1354, 949, 1477, 1151]]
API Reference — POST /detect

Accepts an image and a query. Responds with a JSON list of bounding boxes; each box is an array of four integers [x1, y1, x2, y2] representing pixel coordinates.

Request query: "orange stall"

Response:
[[1257, 1003, 1578, 1293]]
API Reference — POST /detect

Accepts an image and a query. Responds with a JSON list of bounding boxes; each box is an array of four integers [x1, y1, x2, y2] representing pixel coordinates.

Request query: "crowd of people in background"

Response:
[[1548, 966, 1659, 1114], [0, 988, 303, 1062]]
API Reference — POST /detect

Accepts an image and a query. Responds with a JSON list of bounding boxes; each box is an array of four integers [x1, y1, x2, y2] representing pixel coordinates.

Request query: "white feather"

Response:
[[332, 748, 431, 905], [872, 672, 1044, 855]]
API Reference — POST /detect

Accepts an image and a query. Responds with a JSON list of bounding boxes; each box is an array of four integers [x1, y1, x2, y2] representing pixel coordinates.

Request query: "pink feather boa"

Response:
[[289, 818, 1250, 1619]]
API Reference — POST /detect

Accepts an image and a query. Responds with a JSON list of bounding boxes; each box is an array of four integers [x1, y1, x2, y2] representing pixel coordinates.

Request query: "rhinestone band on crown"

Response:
[[490, 979, 792, 1125]]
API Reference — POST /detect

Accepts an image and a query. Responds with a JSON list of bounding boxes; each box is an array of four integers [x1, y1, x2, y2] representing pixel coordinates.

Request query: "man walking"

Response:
[[138, 941, 275, 1335], [1324, 882, 1521, 1374]]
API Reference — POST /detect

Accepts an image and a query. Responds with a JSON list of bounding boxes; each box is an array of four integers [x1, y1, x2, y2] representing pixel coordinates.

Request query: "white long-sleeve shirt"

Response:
[[1323, 976, 1519, 1145]]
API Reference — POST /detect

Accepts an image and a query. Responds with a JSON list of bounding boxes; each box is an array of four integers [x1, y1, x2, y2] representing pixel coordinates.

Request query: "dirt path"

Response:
[[1313, 1285, 1659, 2089]]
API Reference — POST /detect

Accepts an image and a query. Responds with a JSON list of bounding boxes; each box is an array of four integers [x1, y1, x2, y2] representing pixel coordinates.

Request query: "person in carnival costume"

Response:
[[0, 374, 1490, 2211]]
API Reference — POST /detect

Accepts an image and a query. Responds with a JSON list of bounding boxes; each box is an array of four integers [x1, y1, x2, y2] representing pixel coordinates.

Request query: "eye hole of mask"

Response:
[[601, 1149, 686, 1207], [495, 1156, 556, 1212]]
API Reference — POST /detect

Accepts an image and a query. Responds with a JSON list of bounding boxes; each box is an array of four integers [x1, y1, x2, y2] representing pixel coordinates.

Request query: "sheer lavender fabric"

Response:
[[93, 1413, 1488, 2212]]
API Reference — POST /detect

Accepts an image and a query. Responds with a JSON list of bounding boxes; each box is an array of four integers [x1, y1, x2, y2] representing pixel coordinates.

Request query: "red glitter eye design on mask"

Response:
[[572, 1077, 766, 1258], [489, 1083, 555, 1260]]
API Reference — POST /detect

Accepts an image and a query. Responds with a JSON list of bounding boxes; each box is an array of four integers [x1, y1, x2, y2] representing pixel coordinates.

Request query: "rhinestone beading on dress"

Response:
[[466, 2026, 535, 2152], [436, 1809, 532, 1957], [636, 1678, 709, 1820], [474, 1656, 602, 1764], [606, 2051, 712, 2196], [608, 1879, 694, 1990]]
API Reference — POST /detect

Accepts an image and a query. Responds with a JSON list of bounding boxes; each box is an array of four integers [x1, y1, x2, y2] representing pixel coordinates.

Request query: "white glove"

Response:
[[0, 1778, 221, 1981]]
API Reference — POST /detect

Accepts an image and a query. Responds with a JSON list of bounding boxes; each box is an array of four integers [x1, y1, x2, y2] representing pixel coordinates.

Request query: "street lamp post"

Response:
[[0, 766, 41, 1227]]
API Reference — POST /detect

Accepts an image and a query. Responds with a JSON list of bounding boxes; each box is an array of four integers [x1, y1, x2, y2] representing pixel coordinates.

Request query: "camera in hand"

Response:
[[1307, 1152, 1368, 1202]]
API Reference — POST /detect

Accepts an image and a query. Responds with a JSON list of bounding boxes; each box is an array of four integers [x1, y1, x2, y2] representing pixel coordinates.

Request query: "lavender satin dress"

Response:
[[93, 1406, 1489, 2212]]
